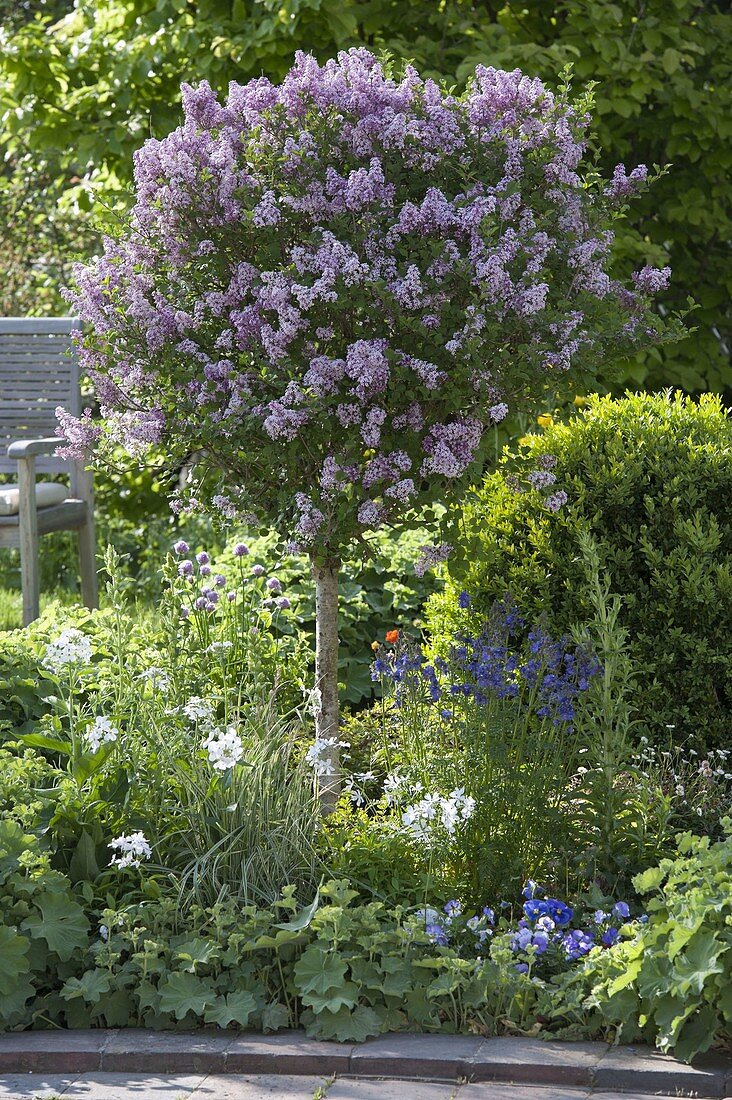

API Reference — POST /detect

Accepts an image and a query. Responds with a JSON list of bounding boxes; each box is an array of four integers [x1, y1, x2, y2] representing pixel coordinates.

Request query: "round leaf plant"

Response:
[[59, 50, 681, 803]]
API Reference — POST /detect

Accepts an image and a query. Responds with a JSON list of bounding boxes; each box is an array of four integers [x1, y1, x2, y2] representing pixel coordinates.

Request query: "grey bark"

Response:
[[312, 557, 341, 813]]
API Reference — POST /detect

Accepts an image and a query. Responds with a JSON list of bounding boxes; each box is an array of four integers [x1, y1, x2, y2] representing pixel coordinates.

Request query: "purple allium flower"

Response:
[[180, 605, 190, 619], [173, 539, 190, 555], [207, 591, 219, 605], [215, 574, 227, 588], [178, 560, 194, 577], [276, 596, 291, 610], [194, 596, 208, 611], [233, 543, 249, 558], [266, 577, 282, 592], [251, 564, 266, 577], [200, 564, 211, 577], [227, 590, 237, 602], [196, 552, 210, 566]]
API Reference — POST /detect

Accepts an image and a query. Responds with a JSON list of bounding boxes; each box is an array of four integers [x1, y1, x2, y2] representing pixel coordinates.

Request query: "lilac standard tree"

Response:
[[60, 50, 681, 805]]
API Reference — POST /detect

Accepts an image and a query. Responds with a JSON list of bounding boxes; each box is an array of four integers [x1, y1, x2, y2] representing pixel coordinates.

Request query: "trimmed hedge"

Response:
[[427, 391, 732, 749]]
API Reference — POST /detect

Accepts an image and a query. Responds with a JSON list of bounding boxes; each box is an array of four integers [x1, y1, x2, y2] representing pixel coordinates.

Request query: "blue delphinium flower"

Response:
[[458, 591, 472, 608]]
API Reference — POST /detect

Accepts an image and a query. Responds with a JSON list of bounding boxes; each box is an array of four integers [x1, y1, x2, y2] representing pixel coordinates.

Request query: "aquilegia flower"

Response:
[[43, 628, 93, 673], [109, 831, 152, 869]]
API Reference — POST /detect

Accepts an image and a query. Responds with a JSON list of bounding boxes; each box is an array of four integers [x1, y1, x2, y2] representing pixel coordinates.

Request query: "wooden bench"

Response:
[[0, 317, 98, 626]]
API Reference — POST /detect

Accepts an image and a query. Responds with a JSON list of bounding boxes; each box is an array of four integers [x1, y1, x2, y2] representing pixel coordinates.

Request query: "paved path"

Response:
[[0, 1076, 725, 1100], [0, 1032, 729, 1100]]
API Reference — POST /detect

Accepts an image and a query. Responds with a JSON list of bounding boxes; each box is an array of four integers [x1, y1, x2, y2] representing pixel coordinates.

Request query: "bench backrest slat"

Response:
[[0, 318, 81, 475]]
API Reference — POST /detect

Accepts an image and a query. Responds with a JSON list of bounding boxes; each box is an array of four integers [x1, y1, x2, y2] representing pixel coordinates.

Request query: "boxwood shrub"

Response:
[[426, 392, 732, 749]]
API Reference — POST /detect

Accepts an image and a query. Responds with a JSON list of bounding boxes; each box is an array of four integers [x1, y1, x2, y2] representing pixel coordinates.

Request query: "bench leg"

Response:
[[18, 456, 40, 626], [78, 514, 98, 611]]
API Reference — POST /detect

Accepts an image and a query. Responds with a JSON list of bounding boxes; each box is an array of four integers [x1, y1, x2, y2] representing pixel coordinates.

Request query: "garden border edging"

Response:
[[0, 1031, 729, 1096]]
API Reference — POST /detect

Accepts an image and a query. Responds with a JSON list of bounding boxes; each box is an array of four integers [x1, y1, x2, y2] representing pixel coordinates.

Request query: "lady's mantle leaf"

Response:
[[20, 893, 90, 960]]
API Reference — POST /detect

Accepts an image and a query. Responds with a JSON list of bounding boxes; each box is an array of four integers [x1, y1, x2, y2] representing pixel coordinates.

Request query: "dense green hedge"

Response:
[[427, 392, 732, 749]]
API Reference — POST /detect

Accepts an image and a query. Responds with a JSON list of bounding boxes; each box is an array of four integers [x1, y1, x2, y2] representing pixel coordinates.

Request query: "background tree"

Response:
[[0, 0, 729, 392], [59, 51, 680, 802]]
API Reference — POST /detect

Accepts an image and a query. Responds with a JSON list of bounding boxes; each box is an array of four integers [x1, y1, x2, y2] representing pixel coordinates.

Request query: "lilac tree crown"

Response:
[[62, 49, 677, 557]]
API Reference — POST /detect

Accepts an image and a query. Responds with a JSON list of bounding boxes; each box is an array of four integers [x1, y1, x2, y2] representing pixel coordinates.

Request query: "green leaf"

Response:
[[204, 990, 257, 1028], [173, 937, 220, 972], [0, 820, 36, 882], [61, 969, 112, 1004], [301, 980, 360, 1014], [293, 948, 347, 997], [69, 830, 101, 884], [306, 1004, 382, 1042], [18, 733, 71, 755], [157, 972, 217, 1020], [0, 924, 30, 996], [20, 892, 90, 961], [672, 932, 725, 996], [262, 1001, 290, 1032], [274, 890, 319, 932]]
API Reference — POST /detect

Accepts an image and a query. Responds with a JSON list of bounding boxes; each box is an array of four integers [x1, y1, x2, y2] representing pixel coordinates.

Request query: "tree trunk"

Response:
[[311, 556, 341, 813]]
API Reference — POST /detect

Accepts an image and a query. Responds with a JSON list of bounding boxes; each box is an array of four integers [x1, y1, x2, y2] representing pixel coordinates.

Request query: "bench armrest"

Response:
[[7, 438, 61, 459]]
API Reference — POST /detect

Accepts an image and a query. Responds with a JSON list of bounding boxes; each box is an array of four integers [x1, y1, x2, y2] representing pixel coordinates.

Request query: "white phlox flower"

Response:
[[204, 725, 245, 770], [44, 629, 93, 672], [109, 831, 152, 869], [85, 716, 119, 753]]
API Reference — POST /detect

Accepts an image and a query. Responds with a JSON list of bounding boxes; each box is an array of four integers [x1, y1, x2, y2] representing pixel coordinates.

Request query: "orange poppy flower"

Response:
[[385, 629, 399, 644]]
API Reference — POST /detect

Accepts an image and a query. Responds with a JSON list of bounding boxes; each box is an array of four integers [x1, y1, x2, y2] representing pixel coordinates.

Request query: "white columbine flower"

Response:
[[109, 831, 152, 869], [204, 725, 244, 771], [85, 716, 119, 753], [304, 737, 350, 778], [43, 629, 93, 673]]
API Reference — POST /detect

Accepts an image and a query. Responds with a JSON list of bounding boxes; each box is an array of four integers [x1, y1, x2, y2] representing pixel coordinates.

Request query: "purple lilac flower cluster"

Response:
[[372, 598, 600, 725], [59, 50, 673, 556]]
